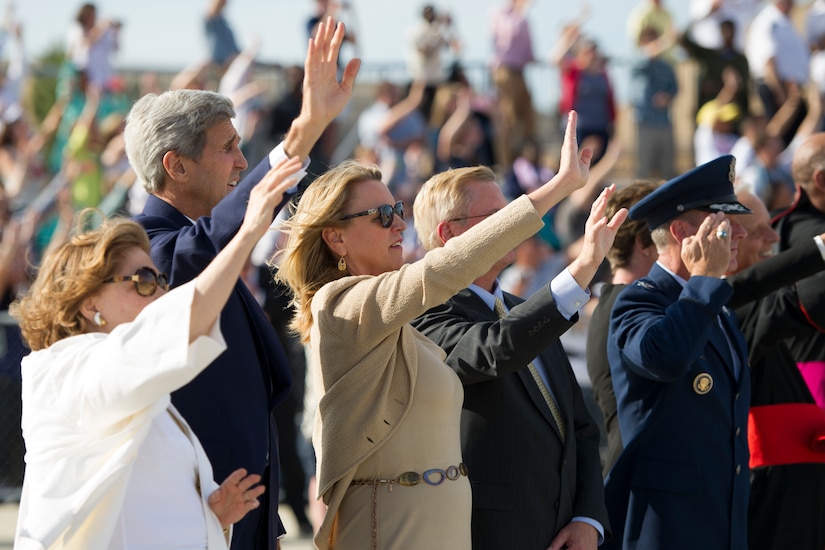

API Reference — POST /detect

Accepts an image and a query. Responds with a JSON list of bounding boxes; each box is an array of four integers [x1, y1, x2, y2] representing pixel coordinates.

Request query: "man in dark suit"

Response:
[[411, 165, 624, 550], [772, 132, 825, 407], [123, 20, 359, 549], [606, 155, 752, 550]]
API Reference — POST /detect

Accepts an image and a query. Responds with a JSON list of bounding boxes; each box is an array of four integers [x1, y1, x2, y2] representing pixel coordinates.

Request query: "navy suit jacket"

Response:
[[605, 264, 750, 550], [135, 156, 293, 549], [412, 287, 609, 550]]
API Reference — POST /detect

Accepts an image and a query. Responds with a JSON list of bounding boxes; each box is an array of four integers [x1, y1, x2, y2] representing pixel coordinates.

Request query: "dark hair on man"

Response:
[[605, 180, 660, 272]]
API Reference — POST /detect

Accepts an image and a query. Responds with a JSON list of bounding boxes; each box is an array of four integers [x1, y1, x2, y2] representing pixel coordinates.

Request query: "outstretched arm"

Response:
[[378, 80, 425, 138], [549, 23, 580, 66], [188, 156, 302, 341]]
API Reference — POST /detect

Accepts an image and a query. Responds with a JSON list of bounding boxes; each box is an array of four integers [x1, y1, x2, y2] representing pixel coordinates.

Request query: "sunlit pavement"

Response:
[[0, 502, 315, 550]]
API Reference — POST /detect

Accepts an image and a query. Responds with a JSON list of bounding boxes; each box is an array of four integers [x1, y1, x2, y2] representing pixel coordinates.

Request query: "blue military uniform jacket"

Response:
[[135, 155, 296, 549], [604, 263, 750, 550]]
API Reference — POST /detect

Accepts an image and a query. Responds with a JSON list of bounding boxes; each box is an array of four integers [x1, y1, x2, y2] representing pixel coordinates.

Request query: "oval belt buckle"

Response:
[[423, 469, 446, 486], [396, 471, 421, 486], [693, 372, 714, 395]]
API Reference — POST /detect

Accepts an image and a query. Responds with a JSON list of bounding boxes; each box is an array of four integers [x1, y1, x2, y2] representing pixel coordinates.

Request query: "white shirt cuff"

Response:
[[268, 142, 310, 194], [814, 234, 825, 262], [550, 267, 591, 320], [571, 517, 605, 546]]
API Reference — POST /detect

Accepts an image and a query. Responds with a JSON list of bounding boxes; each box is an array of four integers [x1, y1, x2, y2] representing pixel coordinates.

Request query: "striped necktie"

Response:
[[493, 297, 567, 442]]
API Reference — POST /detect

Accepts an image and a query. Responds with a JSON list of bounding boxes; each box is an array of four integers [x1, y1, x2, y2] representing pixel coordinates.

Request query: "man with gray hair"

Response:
[[772, 132, 825, 408], [605, 155, 752, 549], [125, 19, 359, 549]]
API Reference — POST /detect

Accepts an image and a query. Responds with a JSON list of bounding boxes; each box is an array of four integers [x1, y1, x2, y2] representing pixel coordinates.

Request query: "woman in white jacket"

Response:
[[9, 156, 302, 550]]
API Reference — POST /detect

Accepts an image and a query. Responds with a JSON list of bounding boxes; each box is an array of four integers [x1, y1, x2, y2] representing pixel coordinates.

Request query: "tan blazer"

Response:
[[309, 195, 543, 549]]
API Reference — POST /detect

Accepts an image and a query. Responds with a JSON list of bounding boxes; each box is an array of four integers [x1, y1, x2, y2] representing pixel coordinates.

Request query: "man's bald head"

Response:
[[791, 133, 825, 190]]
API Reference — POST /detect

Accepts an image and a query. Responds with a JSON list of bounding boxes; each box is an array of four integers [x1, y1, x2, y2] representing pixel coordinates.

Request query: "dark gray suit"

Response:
[[412, 287, 609, 550]]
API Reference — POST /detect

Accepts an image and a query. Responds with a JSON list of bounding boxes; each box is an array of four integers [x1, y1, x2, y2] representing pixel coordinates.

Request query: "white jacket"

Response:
[[15, 280, 230, 550]]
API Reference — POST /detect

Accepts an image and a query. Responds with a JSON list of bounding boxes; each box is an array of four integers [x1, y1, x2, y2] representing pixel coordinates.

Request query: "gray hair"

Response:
[[650, 209, 706, 251], [124, 90, 235, 193], [650, 225, 671, 251]]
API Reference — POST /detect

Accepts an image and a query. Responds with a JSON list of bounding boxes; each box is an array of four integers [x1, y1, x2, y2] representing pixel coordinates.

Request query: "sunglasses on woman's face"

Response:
[[103, 266, 170, 297], [340, 201, 405, 229]]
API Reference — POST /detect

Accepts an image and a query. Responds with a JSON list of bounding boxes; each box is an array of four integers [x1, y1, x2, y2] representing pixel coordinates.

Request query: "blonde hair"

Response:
[[274, 161, 383, 343], [10, 210, 150, 351], [413, 165, 498, 251]]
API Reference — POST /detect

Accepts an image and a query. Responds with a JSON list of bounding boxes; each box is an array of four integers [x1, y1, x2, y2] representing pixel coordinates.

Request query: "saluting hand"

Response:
[[681, 212, 731, 279]]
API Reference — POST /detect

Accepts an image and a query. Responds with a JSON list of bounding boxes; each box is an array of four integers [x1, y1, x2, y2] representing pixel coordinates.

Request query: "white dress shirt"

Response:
[[746, 3, 809, 84], [689, 0, 760, 51]]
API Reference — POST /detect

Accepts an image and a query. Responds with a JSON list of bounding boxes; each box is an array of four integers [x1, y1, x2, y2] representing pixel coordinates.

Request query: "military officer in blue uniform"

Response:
[[604, 155, 752, 550]]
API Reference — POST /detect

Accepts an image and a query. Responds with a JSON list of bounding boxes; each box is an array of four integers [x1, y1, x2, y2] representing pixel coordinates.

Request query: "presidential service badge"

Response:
[[693, 373, 714, 395]]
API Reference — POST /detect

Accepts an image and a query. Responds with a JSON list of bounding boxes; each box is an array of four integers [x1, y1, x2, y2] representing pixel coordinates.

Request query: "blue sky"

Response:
[[16, 0, 718, 112], [20, 0, 693, 69]]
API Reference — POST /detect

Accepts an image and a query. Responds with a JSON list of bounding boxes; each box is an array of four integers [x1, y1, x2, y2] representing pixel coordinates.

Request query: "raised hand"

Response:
[[285, 17, 361, 161], [681, 212, 731, 278], [240, 156, 303, 241], [208, 468, 266, 529], [302, 17, 361, 131], [527, 110, 593, 216], [557, 110, 593, 190], [569, 184, 628, 289]]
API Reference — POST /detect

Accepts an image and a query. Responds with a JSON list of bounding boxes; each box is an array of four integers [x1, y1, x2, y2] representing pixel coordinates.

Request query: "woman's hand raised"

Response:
[[240, 156, 304, 241], [527, 110, 593, 216]]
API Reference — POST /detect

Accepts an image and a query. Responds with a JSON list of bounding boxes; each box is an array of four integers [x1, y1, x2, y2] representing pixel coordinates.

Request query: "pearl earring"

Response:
[[93, 311, 107, 327]]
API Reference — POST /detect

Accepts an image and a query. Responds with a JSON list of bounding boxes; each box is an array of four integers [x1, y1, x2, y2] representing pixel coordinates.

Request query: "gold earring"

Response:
[[338, 256, 347, 272], [93, 311, 107, 327]]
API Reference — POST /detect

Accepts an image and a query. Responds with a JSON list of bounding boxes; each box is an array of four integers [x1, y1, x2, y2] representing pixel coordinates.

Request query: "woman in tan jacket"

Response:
[[276, 112, 612, 550]]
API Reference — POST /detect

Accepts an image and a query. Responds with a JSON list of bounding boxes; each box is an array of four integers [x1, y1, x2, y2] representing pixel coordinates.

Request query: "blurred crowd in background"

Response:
[[1, 0, 824, 532]]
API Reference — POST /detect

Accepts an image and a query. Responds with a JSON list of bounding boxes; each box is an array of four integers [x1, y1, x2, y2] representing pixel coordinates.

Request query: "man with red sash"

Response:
[[772, 133, 825, 407], [730, 189, 825, 550]]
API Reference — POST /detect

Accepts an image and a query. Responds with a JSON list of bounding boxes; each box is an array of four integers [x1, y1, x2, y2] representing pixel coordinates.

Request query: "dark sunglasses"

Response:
[[103, 266, 170, 297], [340, 201, 404, 228]]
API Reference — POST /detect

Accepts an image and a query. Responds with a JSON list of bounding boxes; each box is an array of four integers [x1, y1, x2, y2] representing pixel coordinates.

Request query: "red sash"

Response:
[[748, 404, 825, 468]]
